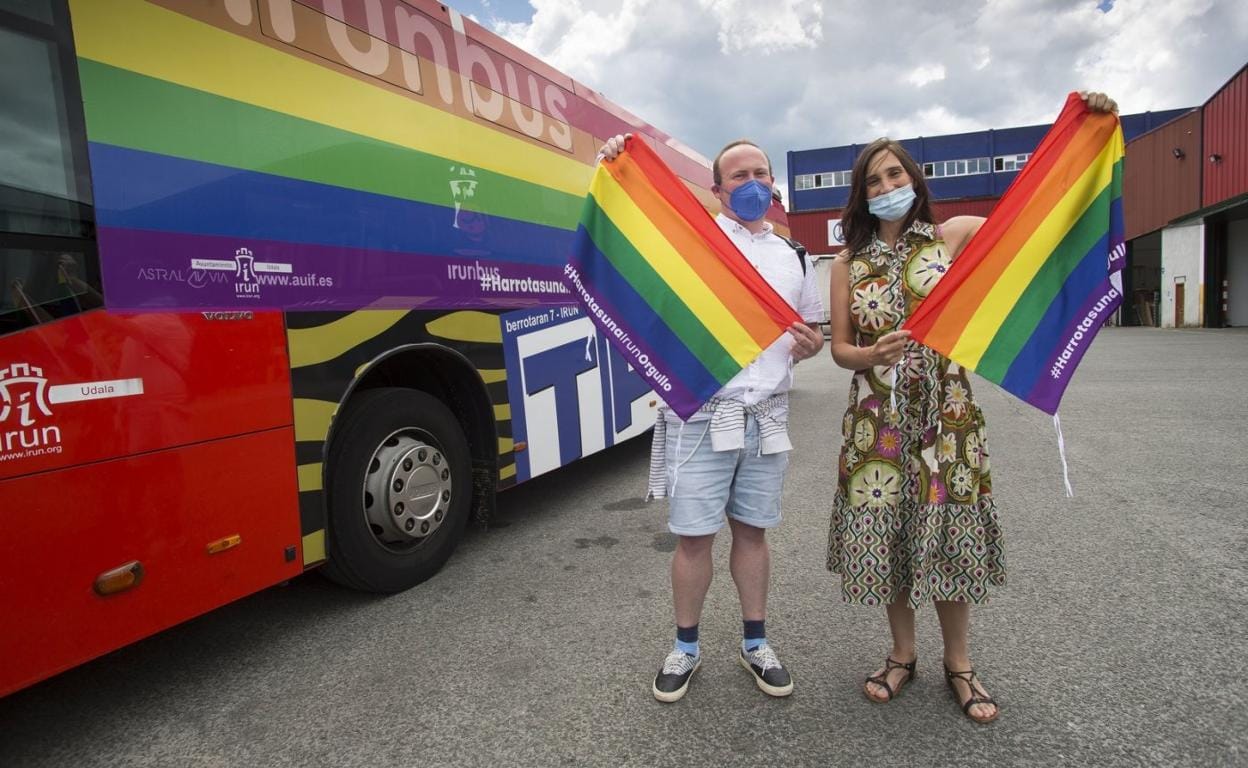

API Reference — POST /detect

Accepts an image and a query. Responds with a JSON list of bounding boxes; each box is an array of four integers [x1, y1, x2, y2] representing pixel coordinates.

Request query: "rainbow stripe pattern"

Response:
[[566, 138, 800, 419], [65, 0, 703, 311], [904, 93, 1126, 414]]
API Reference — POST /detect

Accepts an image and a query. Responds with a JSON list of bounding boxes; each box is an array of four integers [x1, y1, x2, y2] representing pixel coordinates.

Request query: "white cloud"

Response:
[[698, 0, 824, 54], [488, 0, 1248, 183], [907, 63, 946, 88], [867, 105, 988, 141], [1072, 0, 1235, 109], [973, 45, 991, 70], [492, 0, 654, 84]]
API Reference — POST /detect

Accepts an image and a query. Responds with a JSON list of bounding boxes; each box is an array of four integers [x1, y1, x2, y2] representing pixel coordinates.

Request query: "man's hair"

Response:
[[712, 139, 772, 186]]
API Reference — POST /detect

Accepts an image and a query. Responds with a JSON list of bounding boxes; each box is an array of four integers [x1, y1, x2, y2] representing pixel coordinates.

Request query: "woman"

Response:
[[825, 93, 1117, 724]]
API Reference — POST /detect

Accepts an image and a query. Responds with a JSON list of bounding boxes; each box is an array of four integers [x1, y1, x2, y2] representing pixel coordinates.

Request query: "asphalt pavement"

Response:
[[1, 327, 1245, 767]]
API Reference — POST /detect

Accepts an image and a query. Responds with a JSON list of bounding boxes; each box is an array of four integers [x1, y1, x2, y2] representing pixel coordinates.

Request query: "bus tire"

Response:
[[322, 387, 472, 593]]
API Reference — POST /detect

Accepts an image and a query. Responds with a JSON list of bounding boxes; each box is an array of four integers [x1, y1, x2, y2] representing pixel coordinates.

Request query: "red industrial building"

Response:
[[789, 63, 1248, 328]]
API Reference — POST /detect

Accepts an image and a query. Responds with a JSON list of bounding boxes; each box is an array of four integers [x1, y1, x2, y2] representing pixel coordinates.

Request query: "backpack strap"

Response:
[[774, 234, 808, 275]]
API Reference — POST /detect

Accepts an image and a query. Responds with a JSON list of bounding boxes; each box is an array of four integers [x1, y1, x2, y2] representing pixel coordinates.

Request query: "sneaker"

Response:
[[652, 648, 701, 702], [738, 642, 793, 697]]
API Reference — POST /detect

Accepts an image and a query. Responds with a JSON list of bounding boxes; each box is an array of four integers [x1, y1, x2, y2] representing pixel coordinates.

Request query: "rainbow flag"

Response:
[[565, 138, 800, 419], [904, 93, 1125, 415]]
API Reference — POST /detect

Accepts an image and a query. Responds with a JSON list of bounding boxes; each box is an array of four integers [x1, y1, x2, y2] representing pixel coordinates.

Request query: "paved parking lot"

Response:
[[1, 328, 1245, 767]]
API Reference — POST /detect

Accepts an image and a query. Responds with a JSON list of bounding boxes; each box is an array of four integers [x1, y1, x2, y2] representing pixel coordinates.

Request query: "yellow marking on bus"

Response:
[[493, 403, 511, 420], [70, 0, 591, 197], [425, 311, 503, 344], [302, 529, 326, 565], [294, 399, 337, 442], [499, 463, 516, 480], [479, 369, 506, 384], [287, 311, 408, 368], [498, 437, 513, 454], [297, 462, 323, 492]]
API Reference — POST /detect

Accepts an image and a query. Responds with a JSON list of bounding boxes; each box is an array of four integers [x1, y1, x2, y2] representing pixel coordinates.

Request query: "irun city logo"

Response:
[[0, 362, 62, 453]]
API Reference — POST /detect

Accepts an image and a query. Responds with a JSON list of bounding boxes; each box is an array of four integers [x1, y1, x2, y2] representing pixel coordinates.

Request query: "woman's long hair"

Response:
[[841, 138, 936, 254]]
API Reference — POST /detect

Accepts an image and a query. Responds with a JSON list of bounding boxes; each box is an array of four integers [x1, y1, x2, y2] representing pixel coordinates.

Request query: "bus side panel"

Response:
[[0, 310, 301, 696], [0, 311, 293, 481], [0, 426, 302, 698], [498, 305, 657, 483]]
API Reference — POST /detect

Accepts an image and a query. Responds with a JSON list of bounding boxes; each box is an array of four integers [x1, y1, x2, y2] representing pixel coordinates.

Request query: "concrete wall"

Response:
[[1227, 219, 1248, 327], [1161, 221, 1205, 327]]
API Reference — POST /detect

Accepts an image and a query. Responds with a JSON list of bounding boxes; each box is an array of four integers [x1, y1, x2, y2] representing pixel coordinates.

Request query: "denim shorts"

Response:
[[664, 414, 789, 536]]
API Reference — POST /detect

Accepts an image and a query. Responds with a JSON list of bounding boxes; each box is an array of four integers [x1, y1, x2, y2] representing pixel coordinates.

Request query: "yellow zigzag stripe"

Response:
[[425, 311, 503, 344], [288, 310, 407, 369]]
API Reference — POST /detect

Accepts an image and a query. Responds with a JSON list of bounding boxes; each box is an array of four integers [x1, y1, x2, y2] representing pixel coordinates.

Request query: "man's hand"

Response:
[[787, 322, 824, 362], [1080, 91, 1118, 114], [598, 133, 631, 162]]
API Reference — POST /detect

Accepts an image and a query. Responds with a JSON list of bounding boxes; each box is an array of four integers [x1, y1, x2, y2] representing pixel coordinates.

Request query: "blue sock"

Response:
[[743, 619, 766, 652], [676, 624, 699, 657]]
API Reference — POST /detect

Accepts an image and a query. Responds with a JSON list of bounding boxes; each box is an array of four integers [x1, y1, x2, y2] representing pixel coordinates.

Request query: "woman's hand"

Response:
[[1080, 91, 1118, 114], [869, 329, 911, 367]]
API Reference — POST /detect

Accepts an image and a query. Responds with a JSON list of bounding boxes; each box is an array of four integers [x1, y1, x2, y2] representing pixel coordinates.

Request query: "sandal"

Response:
[[864, 656, 916, 702], [943, 663, 999, 724]]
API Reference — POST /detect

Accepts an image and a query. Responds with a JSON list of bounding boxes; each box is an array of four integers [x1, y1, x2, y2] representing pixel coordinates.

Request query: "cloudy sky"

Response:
[[455, 0, 1247, 199]]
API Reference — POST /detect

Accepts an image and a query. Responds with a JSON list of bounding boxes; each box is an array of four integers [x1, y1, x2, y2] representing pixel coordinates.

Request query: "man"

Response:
[[599, 135, 825, 702]]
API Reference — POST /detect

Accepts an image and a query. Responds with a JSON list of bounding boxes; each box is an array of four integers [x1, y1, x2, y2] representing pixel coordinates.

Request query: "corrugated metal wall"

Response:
[[788, 210, 837, 254], [787, 198, 1000, 255], [932, 198, 998, 220], [1123, 110, 1203, 240], [1203, 65, 1248, 208]]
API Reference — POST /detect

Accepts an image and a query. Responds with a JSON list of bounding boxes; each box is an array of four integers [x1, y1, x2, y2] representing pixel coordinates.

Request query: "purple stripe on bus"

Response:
[[98, 227, 575, 312]]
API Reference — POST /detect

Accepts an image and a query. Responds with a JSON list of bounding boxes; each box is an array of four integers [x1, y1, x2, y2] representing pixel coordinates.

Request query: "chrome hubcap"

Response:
[[363, 430, 452, 549]]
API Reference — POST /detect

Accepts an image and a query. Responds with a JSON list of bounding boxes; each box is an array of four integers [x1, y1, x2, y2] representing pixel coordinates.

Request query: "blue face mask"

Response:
[[868, 184, 916, 222], [727, 179, 773, 222]]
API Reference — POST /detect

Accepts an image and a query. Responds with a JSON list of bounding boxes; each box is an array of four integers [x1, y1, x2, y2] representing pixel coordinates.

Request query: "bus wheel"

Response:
[[322, 387, 472, 593]]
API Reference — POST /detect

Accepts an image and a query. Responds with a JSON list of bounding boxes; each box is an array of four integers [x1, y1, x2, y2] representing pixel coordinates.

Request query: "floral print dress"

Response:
[[827, 220, 1005, 608]]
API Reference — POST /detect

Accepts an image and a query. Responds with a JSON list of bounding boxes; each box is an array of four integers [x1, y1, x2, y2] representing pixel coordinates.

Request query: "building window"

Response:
[[794, 170, 852, 191], [828, 170, 852, 187], [922, 157, 992, 179], [994, 153, 1031, 172]]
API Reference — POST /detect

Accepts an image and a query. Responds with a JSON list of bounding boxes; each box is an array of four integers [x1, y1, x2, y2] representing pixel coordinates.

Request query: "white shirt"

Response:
[[711, 214, 823, 403], [649, 215, 822, 491]]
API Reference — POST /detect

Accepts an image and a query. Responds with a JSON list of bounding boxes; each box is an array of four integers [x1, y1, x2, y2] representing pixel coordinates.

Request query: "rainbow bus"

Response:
[[0, 0, 794, 697]]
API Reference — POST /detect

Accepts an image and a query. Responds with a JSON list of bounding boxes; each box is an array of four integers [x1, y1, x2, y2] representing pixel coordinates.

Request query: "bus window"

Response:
[[0, 0, 99, 335], [0, 0, 52, 24], [0, 249, 101, 332]]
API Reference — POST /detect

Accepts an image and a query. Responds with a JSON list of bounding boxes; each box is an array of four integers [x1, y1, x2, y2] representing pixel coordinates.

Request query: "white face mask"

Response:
[[868, 184, 916, 222]]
